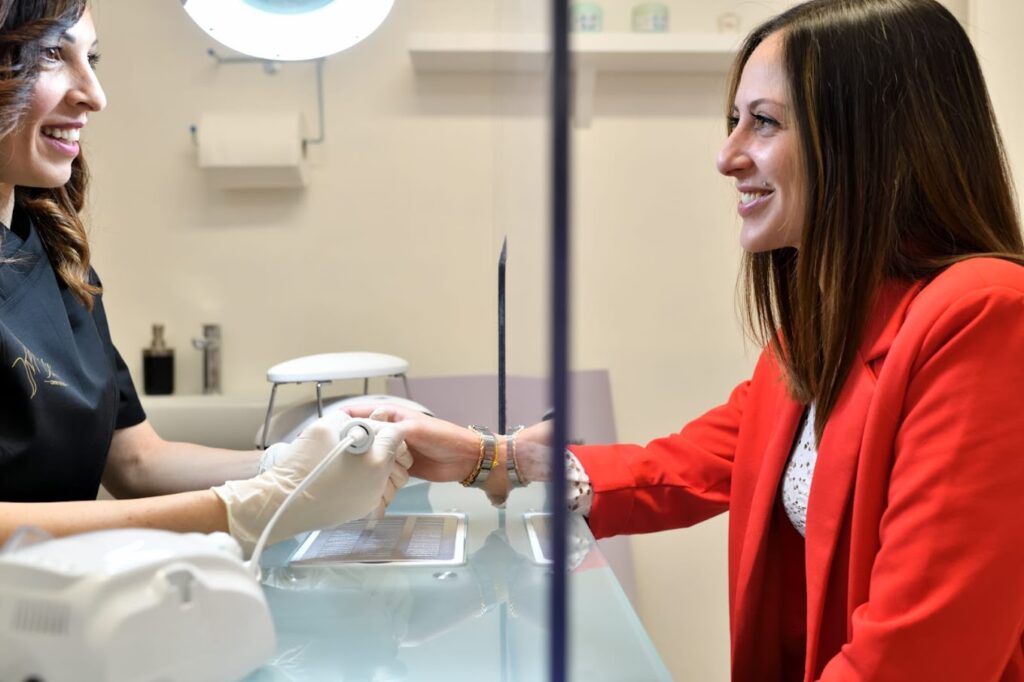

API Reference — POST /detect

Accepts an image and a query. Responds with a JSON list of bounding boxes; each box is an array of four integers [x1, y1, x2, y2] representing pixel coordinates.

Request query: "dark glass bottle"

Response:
[[143, 324, 175, 395]]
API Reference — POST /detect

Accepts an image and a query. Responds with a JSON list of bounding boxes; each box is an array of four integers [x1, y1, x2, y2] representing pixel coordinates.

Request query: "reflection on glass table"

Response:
[[244, 480, 670, 681], [289, 513, 467, 566]]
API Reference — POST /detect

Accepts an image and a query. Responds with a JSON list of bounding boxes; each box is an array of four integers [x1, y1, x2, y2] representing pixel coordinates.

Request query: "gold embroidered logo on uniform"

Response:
[[11, 344, 67, 398]]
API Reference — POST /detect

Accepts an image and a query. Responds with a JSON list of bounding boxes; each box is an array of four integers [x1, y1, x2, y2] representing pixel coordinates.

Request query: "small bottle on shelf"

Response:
[[142, 324, 175, 395]]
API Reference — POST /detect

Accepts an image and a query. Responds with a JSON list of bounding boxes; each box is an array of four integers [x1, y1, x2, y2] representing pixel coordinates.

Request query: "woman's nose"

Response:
[[716, 129, 750, 177], [69, 69, 106, 113]]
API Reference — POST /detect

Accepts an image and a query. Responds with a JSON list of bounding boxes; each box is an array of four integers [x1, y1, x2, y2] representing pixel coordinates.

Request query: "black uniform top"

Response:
[[0, 207, 145, 502]]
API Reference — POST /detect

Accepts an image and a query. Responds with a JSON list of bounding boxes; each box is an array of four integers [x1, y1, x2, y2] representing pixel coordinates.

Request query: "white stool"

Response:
[[260, 352, 410, 449]]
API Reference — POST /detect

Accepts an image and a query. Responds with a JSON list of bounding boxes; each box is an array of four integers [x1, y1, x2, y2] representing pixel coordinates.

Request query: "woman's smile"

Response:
[[737, 187, 775, 217], [40, 125, 82, 157]]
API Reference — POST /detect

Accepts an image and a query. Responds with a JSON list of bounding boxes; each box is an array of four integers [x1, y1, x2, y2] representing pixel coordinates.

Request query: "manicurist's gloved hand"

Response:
[[212, 411, 411, 556], [368, 406, 413, 508], [260, 411, 413, 510]]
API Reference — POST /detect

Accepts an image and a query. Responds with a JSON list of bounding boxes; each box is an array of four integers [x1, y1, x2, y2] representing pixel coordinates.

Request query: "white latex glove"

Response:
[[261, 411, 413, 512], [371, 407, 413, 509], [213, 411, 410, 556]]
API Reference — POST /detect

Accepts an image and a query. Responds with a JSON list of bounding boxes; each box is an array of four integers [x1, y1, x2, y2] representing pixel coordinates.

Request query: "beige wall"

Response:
[[88, 1, 549, 400], [970, 0, 1024, 202], [82, 1, 1007, 680]]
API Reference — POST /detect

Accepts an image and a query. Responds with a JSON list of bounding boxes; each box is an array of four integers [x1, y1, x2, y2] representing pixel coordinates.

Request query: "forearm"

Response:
[[106, 440, 260, 498], [103, 420, 262, 498], [496, 420, 553, 486], [481, 428, 551, 501], [510, 438, 552, 484], [387, 413, 555, 502], [103, 432, 260, 497], [496, 429, 593, 516], [0, 490, 228, 545]]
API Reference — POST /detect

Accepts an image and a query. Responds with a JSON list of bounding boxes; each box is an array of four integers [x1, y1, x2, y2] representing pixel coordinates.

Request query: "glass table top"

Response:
[[245, 480, 671, 681]]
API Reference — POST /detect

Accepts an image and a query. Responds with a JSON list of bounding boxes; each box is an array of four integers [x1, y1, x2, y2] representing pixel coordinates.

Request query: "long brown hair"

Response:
[[0, 0, 97, 308], [731, 0, 1024, 440]]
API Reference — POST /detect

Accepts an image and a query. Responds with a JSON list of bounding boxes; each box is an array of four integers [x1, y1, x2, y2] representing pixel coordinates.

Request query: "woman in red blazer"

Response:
[[350, 0, 1024, 679]]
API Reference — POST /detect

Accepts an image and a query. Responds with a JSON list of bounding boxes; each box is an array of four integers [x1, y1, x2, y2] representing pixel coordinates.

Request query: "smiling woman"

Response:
[[0, 12, 104, 186], [0, 0, 102, 306], [357, 1, 1024, 680], [0, 0, 409, 572], [717, 32, 806, 254]]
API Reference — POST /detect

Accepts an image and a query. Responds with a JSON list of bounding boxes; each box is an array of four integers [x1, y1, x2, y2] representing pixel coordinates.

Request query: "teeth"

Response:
[[740, 190, 772, 205], [42, 127, 80, 142]]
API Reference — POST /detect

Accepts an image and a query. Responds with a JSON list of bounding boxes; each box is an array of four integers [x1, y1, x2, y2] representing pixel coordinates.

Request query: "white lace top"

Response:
[[781, 404, 817, 536]]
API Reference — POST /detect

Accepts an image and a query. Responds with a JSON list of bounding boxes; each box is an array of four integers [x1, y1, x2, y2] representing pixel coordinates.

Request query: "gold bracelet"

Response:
[[460, 428, 485, 486], [506, 425, 527, 487]]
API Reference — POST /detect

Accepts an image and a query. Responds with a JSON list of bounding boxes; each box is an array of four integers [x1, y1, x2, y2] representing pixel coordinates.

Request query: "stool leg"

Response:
[[316, 382, 324, 417], [261, 383, 280, 450]]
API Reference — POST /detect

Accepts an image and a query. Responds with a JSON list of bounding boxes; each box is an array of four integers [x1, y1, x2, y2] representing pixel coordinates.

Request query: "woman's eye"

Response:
[[42, 46, 61, 62], [88, 52, 101, 69], [753, 114, 778, 130], [726, 115, 740, 131]]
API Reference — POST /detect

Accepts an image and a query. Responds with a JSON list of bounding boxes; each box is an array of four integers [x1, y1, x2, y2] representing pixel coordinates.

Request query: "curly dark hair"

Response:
[[0, 0, 97, 308]]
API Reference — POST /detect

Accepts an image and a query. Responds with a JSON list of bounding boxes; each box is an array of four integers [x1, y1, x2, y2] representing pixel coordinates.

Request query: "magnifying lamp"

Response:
[[181, 0, 395, 61]]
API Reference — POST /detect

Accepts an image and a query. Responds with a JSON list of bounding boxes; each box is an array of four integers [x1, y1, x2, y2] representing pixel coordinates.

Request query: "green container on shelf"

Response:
[[570, 2, 603, 33], [632, 2, 670, 33]]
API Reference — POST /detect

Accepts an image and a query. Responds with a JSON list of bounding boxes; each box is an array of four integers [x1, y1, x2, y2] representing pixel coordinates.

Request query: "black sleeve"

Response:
[[90, 270, 146, 429], [111, 343, 146, 428]]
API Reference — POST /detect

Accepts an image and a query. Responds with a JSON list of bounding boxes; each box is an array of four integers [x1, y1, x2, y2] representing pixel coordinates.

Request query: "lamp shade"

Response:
[[182, 0, 395, 61]]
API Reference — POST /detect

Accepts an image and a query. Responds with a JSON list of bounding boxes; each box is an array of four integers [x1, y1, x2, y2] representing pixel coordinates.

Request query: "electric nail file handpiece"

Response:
[[0, 419, 375, 682]]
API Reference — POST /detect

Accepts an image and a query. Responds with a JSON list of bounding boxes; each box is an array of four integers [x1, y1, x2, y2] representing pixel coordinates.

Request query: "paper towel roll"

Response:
[[197, 111, 307, 189]]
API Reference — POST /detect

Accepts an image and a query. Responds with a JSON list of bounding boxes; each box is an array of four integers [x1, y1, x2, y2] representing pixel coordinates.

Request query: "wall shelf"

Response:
[[408, 32, 742, 126]]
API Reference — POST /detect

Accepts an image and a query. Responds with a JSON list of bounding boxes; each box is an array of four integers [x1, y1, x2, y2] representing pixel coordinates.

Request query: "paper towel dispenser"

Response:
[[196, 111, 307, 189], [185, 1, 397, 189]]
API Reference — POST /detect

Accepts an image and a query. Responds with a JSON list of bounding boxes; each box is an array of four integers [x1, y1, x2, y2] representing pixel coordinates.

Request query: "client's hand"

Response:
[[343, 404, 481, 485], [212, 411, 410, 556]]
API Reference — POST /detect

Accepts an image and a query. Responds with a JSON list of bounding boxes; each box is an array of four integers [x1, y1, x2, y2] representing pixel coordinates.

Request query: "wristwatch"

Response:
[[506, 425, 526, 487], [467, 425, 498, 487]]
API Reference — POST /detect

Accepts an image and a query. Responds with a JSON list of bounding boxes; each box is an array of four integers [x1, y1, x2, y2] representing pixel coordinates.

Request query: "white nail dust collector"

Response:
[[0, 419, 378, 682]]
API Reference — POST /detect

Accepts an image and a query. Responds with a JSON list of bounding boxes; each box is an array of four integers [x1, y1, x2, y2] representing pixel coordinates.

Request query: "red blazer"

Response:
[[574, 258, 1024, 681]]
